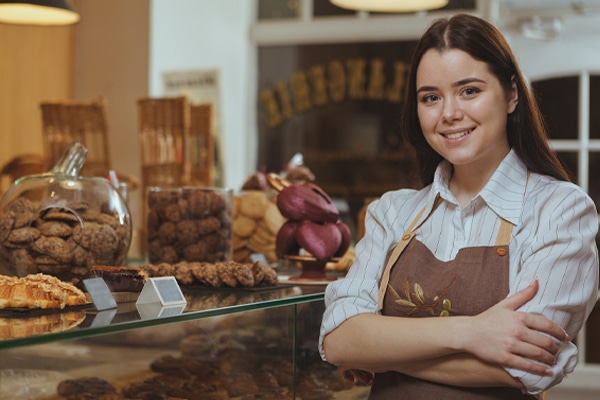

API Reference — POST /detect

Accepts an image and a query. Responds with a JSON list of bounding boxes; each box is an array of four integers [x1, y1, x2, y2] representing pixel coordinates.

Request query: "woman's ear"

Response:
[[507, 76, 519, 114]]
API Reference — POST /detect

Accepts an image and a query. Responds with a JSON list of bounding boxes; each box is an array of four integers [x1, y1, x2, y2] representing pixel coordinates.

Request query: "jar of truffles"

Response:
[[146, 186, 233, 264], [0, 142, 132, 279]]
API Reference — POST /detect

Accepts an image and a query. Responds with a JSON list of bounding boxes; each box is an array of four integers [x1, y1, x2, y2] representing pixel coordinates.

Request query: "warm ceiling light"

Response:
[[330, 0, 449, 12], [0, 0, 79, 26]]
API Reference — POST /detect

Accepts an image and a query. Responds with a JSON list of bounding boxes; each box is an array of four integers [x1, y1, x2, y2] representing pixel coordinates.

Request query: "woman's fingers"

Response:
[[466, 279, 569, 373], [522, 311, 570, 343], [500, 280, 569, 342], [339, 366, 374, 385], [501, 279, 539, 311]]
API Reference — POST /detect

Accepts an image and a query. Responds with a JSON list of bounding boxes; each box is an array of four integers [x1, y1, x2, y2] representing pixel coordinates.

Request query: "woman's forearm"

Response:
[[323, 313, 465, 370], [393, 353, 524, 388], [323, 281, 567, 380]]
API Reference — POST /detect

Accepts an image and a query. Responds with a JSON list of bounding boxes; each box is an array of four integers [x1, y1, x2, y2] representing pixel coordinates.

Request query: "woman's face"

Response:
[[416, 48, 517, 172]]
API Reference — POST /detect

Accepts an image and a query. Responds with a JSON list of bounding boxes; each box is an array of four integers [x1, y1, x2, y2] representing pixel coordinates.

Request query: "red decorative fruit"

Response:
[[276, 183, 339, 223], [296, 221, 342, 260]]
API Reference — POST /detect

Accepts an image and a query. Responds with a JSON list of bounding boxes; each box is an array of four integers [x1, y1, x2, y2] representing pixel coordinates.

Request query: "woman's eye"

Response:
[[421, 94, 439, 103], [462, 87, 480, 96]]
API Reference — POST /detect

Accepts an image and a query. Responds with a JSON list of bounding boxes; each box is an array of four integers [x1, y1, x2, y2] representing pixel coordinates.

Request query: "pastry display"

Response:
[[146, 187, 233, 265], [0, 197, 130, 281], [74, 266, 149, 292], [140, 260, 278, 288], [0, 142, 132, 280], [53, 315, 355, 400], [0, 273, 88, 309]]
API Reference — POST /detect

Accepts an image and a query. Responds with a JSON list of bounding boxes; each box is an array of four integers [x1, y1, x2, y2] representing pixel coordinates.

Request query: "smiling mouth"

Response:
[[443, 129, 473, 140]]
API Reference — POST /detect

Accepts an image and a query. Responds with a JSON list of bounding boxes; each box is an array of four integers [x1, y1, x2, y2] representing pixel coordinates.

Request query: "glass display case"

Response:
[[0, 282, 368, 399]]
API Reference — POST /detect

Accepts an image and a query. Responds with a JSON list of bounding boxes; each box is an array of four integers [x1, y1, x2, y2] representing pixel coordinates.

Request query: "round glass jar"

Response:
[[146, 186, 233, 264], [0, 142, 131, 280]]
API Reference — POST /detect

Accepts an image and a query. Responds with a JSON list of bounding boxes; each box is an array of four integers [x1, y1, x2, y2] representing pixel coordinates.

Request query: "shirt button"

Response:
[[496, 247, 507, 256]]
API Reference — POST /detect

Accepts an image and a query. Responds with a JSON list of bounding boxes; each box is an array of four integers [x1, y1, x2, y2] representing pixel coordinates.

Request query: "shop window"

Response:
[[532, 76, 579, 140], [258, 0, 300, 20], [555, 151, 578, 182], [591, 75, 600, 139], [533, 74, 600, 366], [313, 0, 356, 17], [257, 40, 421, 223]]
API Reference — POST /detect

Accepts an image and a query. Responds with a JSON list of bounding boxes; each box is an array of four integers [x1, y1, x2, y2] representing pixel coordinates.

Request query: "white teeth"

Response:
[[445, 129, 471, 139]]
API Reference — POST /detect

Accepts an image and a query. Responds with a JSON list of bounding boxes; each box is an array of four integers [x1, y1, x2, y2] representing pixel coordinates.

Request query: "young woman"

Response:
[[319, 13, 599, 399]]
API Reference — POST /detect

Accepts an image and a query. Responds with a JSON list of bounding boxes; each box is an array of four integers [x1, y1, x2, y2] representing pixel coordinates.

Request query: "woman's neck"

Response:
[[449, 153, 507, 207]]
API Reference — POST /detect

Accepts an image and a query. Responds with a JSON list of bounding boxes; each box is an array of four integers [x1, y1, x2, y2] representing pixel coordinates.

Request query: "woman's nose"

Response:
[[442, 99, 463, 122]]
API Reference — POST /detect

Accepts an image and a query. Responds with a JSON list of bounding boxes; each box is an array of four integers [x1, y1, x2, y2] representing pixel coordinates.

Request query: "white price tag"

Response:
[[83, 277, 117, 311], [136, 276, 187, 307]]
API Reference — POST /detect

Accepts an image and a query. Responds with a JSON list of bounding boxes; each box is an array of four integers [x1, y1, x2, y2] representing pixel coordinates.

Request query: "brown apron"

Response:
[[369, 204, 537, 400]]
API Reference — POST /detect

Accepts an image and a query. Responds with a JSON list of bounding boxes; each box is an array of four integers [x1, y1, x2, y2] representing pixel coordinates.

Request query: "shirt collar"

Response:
[[430, 149, 527, 225]]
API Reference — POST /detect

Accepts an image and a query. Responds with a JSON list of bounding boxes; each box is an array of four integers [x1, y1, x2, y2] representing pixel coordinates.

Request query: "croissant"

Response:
[[0, 273, 88, 309]]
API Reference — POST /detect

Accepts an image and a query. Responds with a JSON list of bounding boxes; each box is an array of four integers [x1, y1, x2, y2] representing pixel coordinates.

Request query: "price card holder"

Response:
[[136, 276, 187, 307], [250, 253, 268, 264], [83, 277, 117, 311], [90, 308, 118, 327]]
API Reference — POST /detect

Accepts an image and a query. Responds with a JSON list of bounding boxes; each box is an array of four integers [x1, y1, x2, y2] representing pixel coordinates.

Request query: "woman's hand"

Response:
[[461, 279, 569, 375], [339, 366, 374, 385]]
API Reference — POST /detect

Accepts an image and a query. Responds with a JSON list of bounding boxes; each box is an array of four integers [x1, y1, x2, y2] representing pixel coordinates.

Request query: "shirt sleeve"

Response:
[[506, 182, 599, 394], [318, 189, 418, 361]]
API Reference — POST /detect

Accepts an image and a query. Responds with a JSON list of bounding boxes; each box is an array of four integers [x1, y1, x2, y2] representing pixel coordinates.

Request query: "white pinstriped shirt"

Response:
[[319, 150, 599, 394]]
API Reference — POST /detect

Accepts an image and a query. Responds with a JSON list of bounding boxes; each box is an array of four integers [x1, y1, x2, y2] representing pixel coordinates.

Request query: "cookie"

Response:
[[263, 201, 286, 235], [7, 227, 41, 244], [33, 236, 74, 261], [0, 212, 15, 244], [176, 220, 199, 245], [232, 262, 255, 287], [216, 262, 237, 287], [233, 215, 257, 238], [239, 191, 268, 219], [13, 210, 36, 229], [38, 221, 73, 238], [197, 216, 221, 235]]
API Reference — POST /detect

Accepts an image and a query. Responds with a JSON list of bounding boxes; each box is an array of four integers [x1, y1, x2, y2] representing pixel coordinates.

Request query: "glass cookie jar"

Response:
[[0, 142, 131, 280], [146, 186, 233, 264]]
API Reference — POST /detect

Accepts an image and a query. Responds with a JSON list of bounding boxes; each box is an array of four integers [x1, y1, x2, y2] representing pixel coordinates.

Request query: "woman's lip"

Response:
[[441, 128, 474, 140]]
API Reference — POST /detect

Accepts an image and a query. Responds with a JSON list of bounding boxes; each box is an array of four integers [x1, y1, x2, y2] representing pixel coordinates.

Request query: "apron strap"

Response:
[[495, 218, 514, 246], [377, 197, 438, 311]]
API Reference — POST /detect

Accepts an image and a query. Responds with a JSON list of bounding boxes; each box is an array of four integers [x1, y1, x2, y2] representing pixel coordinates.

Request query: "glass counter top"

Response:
[[0, 281, 326, 350]]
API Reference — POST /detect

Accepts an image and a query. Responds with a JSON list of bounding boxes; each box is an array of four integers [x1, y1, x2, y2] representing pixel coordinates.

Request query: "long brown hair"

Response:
[[402, 13, 572, 185]]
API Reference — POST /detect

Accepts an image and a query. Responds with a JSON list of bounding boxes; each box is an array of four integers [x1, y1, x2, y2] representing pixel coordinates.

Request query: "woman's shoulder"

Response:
[[379, 186, 427, 203], [371, 186, 431, 216], [527, 172, 597, 213], [529, 173, 592, 198]]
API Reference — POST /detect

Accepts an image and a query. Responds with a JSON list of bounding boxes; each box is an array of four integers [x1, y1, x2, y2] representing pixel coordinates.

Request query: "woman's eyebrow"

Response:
[[452, 77, 485, 87], [417, 77, 486, 94]]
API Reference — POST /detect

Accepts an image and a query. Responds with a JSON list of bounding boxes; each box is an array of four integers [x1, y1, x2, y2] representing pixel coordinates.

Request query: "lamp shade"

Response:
[[331, 0, 449, 12], [0, 0, 79, 26]]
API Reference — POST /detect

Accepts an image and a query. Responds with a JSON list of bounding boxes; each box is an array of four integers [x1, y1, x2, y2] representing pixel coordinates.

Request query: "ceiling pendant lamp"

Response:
[[330, 0, 449, 13], [0, 0, 80, 26]]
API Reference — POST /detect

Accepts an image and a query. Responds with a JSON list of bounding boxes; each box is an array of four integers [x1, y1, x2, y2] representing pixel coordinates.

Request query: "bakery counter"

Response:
[[0, 280, 369, 399]]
